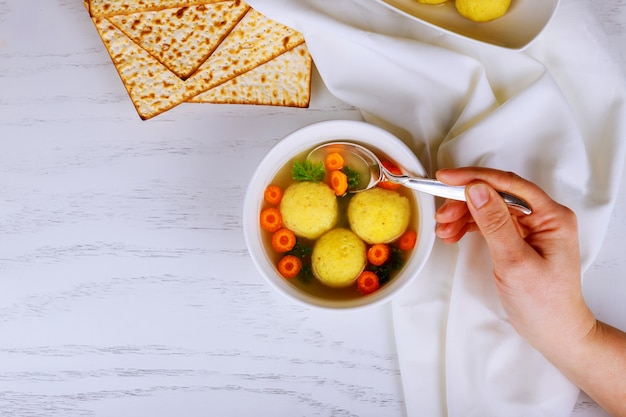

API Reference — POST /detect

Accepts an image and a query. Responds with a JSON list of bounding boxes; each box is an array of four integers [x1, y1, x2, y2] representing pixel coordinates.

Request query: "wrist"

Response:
[[529, 302, 597, 361], [545, 319, 626, 416]]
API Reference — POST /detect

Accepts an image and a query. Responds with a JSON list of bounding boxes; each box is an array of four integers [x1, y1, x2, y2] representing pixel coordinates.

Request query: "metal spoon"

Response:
[[307, 141, 532, 215]]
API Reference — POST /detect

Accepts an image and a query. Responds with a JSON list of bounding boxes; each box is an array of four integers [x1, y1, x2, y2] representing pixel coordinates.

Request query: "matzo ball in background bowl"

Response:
[[243, 120, 435, 310]]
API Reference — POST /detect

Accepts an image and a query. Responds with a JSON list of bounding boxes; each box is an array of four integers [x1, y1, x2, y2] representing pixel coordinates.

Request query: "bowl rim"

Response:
[[243, 120, 436, 311]]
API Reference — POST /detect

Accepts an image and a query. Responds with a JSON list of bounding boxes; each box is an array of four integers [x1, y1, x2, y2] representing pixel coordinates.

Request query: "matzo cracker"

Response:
[[189, 43, 311, 107], [92, 9, 304, 119], [88, 0, 225, 17], [109, 2, 249, 79]]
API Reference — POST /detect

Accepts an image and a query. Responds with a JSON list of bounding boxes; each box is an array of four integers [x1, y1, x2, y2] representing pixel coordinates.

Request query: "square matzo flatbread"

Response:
[[189, 43, 312, 107], [88, 0, 226, 17], [92, 8, 305, 119], [108, 2, 250, 79]]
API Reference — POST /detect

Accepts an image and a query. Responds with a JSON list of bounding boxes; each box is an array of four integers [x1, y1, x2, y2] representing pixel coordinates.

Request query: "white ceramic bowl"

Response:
[[373, 0, 560, 50], [243, 120, 436, 310]]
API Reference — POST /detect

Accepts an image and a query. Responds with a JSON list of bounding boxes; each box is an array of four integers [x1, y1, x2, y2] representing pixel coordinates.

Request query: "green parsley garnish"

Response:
[[287, 240, 312, 259], [287, 240, 314, 284], [367, 247, 404, 284], [292, 160, 325, 182], [297, 264, 314, 284], [342, 165, 360, 191]]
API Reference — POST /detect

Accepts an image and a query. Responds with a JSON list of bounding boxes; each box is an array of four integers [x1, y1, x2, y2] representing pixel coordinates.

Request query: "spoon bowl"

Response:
[[308, 141, 532, 215], [307, 142, 382, 192]]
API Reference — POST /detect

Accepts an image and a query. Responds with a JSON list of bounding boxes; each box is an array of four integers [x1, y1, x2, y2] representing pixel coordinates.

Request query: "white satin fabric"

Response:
[[246, 0, 626, 415]]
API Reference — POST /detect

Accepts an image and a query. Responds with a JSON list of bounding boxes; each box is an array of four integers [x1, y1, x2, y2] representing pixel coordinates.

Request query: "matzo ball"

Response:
[[312, 228, 367, 288], [348, 188, 410, 244], [280, 181, 338, 239], [455, 0, 511, 22]]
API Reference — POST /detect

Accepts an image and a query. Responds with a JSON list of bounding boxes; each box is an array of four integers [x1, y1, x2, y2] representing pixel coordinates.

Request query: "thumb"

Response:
[[466, 182, 528, 264]]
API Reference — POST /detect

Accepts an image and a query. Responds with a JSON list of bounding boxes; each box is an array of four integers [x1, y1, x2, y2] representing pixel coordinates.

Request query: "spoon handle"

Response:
[[392, 176, 532, 215]]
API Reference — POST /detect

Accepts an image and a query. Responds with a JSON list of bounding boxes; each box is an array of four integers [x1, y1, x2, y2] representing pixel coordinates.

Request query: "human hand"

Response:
[[435, 167, 626, 416], [434, 167, 595, 351]]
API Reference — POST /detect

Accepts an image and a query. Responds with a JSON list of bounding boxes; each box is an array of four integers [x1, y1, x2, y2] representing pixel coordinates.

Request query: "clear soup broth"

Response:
[[259, 143, 419, 301]]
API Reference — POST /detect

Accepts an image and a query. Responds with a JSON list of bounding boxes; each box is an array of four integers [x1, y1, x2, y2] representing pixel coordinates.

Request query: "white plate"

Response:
[[373, 0, 560, 50]]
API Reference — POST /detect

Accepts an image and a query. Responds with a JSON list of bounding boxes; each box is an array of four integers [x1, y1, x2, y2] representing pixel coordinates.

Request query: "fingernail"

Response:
[[468, 184, 489, 209]]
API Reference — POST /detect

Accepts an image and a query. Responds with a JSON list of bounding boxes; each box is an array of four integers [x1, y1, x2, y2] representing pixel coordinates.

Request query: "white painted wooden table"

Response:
[[1, 1, 624, 416]]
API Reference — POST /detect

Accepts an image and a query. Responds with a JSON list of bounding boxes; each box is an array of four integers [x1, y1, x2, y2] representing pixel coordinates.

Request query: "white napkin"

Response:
[[247, 0, 626, 415]]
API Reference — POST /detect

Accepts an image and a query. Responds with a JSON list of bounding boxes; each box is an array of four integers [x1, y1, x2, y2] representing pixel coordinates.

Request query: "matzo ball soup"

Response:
[[258, 143, 419, 300]]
